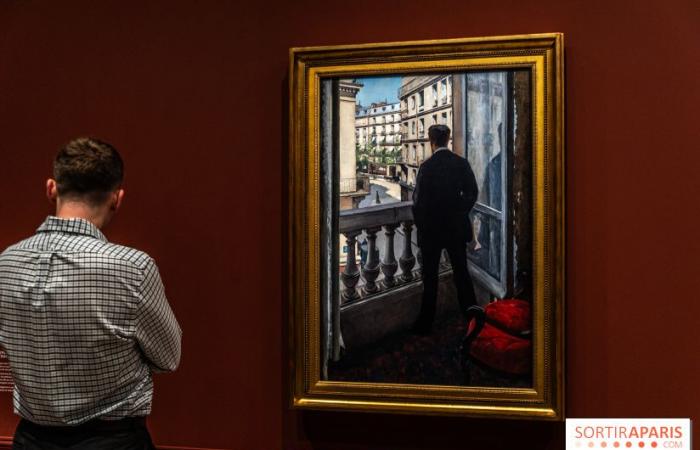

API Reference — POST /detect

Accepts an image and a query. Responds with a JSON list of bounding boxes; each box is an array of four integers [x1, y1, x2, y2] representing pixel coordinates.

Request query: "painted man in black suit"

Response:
[[411, 124, 479, 334]]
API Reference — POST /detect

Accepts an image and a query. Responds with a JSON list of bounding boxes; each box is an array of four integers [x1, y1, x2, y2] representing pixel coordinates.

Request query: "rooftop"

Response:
[[356, 102, 401, 118]]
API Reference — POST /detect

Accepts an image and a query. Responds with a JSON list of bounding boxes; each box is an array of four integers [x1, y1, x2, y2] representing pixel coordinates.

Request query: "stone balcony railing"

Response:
[[339, 201, 456, 304], [338, 201, 458, 352]]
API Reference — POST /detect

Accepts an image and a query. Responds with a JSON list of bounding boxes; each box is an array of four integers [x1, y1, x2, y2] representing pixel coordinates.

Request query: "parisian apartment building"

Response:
[[355, 101, 402, 162], [398, 75, 454, 195]]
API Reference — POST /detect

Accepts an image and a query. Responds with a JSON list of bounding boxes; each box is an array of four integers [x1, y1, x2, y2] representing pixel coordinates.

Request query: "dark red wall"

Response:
[[0, 1, 698, 449]]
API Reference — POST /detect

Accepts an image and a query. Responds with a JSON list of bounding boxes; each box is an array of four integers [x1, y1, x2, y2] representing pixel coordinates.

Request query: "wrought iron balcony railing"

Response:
[[339, 173, 370, 194]]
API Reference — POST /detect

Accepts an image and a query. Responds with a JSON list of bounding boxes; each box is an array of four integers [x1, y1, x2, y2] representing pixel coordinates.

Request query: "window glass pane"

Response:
[[468, 210, 502, 281], [467, 72, 506, 211]]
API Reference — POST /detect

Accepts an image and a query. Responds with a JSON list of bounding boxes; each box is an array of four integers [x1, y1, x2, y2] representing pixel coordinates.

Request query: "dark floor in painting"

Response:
[[328, 313, 531, 388]]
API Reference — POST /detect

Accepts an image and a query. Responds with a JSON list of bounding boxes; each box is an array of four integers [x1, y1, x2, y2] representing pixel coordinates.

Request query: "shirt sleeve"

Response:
[[135, 259, 182, 373]]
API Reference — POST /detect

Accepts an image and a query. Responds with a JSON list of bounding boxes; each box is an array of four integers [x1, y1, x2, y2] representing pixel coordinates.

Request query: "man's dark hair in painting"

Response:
[[428, 124, 451, 147]]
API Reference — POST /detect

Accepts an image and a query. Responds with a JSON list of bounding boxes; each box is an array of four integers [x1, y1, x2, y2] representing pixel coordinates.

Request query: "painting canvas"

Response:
[[289, 34, 564, 419], [321, 70, 533, 388]]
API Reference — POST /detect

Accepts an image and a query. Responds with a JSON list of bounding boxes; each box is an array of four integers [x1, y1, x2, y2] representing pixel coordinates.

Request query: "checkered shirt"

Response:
[[0, 216, 181, 425]]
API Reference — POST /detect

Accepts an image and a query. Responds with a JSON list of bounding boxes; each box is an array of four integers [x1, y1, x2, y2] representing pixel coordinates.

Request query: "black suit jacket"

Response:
[[412, 149, 479, 246]]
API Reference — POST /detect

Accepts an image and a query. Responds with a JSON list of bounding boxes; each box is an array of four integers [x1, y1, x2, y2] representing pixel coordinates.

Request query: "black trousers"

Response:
[[415, 239, 477, 330], [12, 417, 155, 450]]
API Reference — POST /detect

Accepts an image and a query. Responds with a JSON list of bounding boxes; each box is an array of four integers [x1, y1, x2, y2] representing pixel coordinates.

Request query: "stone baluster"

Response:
[[340, 231, 361, 302], [399, 221, 416, 282], [380, 224, 399, 288], [361, 228, 381, 295]]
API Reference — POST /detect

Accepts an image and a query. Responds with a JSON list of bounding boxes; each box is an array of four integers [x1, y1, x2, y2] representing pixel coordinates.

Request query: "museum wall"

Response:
[[0, 1, 698, 449]]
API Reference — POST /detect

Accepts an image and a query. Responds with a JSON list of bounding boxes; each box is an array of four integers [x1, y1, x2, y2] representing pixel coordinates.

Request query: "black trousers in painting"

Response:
[[12, 417, 156, 450], [414, 239, 477, 332]]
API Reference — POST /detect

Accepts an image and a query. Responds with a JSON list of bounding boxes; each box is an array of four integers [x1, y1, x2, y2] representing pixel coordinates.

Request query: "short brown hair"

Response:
[[428, 124, 451, 147], [54, 137, 124, 204]]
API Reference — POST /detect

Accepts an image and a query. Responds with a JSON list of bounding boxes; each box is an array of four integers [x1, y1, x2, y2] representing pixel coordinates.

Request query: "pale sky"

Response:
[[355, 76, 401, 106]]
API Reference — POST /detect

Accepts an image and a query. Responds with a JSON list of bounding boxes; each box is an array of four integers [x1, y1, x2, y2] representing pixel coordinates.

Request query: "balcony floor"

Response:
[[328, 312, 531, 388]]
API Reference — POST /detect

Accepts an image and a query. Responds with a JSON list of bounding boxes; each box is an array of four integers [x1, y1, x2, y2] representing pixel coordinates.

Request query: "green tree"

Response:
[[356, 142, 374, 172]]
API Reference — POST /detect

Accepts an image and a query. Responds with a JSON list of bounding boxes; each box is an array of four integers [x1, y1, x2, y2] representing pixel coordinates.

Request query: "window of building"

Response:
[[419, 118, 425, 136], [419, 143, 424, 162], [440, 79, 448, 104], [417, 91, 424, 109], [432, 114, 438, 125], [432, 84, 438, 106], [441, 112, 447, 124], [409, 96, 415, 110]]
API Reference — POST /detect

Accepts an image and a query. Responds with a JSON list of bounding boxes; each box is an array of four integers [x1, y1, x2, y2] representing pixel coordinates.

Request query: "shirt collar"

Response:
[[434, 147, 450, 153], [37, 216, 108, 242]]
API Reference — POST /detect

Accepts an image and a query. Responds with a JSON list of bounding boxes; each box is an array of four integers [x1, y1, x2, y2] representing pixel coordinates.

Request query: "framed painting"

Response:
[[288, 33, 565, 419]]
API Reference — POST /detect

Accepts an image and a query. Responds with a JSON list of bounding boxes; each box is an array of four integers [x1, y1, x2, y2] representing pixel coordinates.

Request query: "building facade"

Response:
[[398, 75, 454, 198], [355, 101, 402, 178], [339, 80, 370, 210]]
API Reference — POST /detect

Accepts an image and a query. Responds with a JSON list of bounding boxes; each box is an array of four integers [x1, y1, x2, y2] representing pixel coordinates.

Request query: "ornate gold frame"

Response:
[[288, 33, 565, 419]]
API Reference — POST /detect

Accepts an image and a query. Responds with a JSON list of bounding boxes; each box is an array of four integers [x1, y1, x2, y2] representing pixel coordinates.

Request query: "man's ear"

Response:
[[46, 179, 58, 204], [111, 189, 125, 212]]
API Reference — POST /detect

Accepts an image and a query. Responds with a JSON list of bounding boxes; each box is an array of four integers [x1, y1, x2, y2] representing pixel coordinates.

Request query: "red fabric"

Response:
[[468, 322, 532, 375], [484, 299, 531, 334]]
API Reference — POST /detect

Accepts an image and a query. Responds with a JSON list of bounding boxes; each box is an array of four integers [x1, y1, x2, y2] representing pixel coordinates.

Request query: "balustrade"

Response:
[[339, 202, 455, 303], [340, 231, 361, 302], [380, 224, 399, 288], [398, 221, 416, 282], [340, 202, 413, 302], [361, 227, 381, 294]]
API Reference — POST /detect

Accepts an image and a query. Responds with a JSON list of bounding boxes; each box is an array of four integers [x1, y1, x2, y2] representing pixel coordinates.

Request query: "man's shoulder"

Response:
[[1, 236, 33, 255], [443, 151, 473, 173], [420, 152, 444, 168], [1, 235, 153, 272], [96, 242, 154, 270], [0, 234, 48, 259], [444, 150, 469, 163], [422, 150, 468, 169]]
